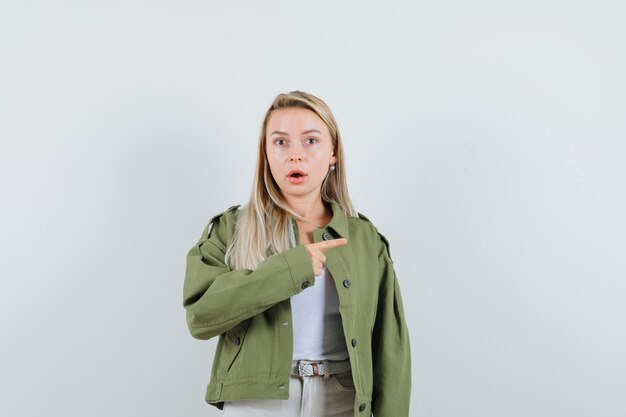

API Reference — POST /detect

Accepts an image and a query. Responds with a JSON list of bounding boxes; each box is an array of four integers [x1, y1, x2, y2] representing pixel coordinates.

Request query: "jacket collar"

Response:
[[326, 201, 349, 240], [287, 201, 350, 241]]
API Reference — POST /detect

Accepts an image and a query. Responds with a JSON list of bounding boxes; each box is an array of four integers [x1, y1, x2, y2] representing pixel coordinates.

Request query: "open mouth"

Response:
[[287, 170, 307, 178], [287, 169, 307, 183]]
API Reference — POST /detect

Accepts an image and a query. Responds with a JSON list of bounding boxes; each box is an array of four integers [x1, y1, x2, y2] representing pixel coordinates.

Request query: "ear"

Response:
[[330, 150, 337, 165]]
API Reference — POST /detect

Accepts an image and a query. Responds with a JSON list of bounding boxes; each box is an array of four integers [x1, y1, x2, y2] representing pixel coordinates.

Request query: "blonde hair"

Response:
[[225, 91, 357, 270]]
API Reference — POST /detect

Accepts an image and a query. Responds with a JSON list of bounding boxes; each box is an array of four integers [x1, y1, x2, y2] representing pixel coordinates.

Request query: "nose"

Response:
[[289, 144, 304, 162]]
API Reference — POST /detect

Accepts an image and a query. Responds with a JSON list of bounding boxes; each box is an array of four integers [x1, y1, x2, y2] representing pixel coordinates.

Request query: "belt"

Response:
[[291, 359, 351, 378]]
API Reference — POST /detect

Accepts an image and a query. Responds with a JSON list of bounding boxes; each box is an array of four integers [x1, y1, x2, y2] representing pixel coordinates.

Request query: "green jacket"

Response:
[[183, 201, 411, 416]]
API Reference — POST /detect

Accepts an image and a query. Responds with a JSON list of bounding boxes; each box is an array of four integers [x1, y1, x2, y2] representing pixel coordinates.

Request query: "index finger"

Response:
[[317, 238, 348, 252]]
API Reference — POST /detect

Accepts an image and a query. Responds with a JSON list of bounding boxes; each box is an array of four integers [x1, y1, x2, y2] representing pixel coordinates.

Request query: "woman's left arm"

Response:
[[371, 234, 412, 416]]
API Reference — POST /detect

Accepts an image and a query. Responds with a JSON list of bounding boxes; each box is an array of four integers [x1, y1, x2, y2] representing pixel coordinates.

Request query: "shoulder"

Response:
[[348, 211, 393, 264], [198, 204, 241, 246], [206, 204, 241, 236]]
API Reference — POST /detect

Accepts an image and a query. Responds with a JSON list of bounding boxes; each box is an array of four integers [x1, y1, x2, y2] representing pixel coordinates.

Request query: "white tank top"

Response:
[[291, 265, 349, 360]]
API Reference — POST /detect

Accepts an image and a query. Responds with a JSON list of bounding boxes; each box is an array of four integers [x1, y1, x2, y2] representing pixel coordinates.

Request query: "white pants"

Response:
[[222, 371, 356, 417]]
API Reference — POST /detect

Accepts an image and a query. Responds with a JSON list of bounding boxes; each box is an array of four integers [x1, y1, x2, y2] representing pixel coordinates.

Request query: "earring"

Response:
[[329, 164, 336, 171]]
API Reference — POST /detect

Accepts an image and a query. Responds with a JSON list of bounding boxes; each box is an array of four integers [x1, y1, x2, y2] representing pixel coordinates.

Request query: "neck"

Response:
[[284, 194, 330, 225]]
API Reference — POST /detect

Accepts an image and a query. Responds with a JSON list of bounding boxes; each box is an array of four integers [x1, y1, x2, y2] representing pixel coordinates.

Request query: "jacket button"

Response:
[[234, 336, 241, 346], [351, 338, 357, 347], [322, 232, 332, 240], [301, 281, 310, 289], [359, 403, 366, 412], [343, 279, 351, 288]]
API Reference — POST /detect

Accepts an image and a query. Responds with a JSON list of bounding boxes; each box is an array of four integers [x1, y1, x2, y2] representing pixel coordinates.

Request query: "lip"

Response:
[[287, 169, 307, 177], [287, 169, 307, 184]]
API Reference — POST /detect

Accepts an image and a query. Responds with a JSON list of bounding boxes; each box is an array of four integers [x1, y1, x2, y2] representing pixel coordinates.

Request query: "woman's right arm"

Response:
[[183, 208, 314, 340]]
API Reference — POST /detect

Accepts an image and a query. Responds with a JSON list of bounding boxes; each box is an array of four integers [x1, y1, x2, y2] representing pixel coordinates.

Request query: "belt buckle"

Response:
[[311, 362, 320, 376], [296, 360, 322, 377]]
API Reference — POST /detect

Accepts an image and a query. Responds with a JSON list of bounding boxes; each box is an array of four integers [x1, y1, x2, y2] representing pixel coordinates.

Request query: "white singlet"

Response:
[[290, 265, 349, 361]]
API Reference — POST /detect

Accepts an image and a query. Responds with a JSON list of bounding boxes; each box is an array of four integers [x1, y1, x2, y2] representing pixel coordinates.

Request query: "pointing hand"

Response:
[[304, 238, 348, 276]]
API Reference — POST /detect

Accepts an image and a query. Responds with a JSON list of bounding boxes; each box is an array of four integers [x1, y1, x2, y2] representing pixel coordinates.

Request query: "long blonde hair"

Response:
[[225, 91, 357, 270]]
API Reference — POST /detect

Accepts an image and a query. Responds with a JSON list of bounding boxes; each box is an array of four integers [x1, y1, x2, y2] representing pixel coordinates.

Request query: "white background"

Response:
[[1, 1, 625, 416]]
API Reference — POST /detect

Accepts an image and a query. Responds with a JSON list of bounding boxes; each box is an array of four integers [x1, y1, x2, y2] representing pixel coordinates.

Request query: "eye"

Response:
[[274, 138, 286, 146], [305, 137, 318, 145]]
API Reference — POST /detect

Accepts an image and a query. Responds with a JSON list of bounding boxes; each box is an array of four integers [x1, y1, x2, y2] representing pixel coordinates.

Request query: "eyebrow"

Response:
[[269, 129, 322, 136]]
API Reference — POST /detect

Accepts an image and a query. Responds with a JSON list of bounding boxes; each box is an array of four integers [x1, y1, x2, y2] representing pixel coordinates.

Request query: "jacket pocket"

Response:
[[219, 319, 252, 373]]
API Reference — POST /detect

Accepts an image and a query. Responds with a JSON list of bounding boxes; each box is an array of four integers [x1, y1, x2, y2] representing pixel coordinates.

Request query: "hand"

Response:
[[304, 238, 348, 276]]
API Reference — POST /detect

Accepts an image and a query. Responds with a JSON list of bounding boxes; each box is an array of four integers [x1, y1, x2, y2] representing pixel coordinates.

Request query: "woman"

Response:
[[183, 91, 411, 416]]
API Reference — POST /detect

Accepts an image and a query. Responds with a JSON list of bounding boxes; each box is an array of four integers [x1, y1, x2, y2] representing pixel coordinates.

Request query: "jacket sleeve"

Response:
[[371, 232, 412, 416], [183, 209, 315, 340]]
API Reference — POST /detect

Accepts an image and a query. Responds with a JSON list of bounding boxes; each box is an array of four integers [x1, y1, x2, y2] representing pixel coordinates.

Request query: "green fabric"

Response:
[[183, 201, 411, 416]]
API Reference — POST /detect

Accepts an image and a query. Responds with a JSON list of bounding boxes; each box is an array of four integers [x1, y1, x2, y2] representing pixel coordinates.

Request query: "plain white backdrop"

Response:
[[1, 1, 625, 416]]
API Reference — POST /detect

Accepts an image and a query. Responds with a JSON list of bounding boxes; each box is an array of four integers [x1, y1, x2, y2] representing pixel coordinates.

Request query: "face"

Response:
[[265, 107, 336, 202]]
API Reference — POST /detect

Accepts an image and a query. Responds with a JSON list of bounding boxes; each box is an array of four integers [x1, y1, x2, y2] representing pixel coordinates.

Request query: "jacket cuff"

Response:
[[281, 245, 315, 293]]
